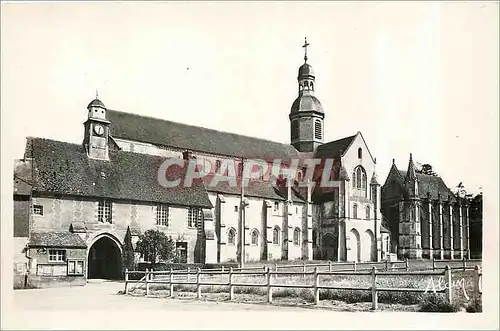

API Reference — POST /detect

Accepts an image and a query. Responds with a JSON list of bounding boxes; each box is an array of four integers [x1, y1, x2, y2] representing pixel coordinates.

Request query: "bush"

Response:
[[466, 298, 482, 313], [419, 294, 459, 312]]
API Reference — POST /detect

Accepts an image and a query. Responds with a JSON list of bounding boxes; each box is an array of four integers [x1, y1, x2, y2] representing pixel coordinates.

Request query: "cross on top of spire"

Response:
[[302, 37, 310, 62]]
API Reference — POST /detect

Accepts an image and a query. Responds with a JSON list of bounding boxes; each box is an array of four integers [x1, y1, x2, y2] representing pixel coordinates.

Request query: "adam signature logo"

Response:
[[424, 276, 470, 300]]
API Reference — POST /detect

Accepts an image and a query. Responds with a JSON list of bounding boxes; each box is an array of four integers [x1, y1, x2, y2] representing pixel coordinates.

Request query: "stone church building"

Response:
[[13, 40, 390, 287], [381, 154, 471, 260]]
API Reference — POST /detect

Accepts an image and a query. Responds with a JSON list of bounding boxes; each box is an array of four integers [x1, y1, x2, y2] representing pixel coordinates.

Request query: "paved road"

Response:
[[7, 280, 319, 329], [12, 280, 307, 311]]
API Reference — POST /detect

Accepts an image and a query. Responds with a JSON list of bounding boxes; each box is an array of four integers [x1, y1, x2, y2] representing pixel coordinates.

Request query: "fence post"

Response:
[[145, 268, 150, 296], [169, 268, 174, 297], [196, 268, 201, 299], [314, 267, 319, 305], [328, 261, 332, 273], [266, 267, 272, 303], [432, 257, 435, 271], [303, 262, 306, 279], [405, 258, 409, 271], [473, 265, 480, 302], [444, 265, 453, 304], [384, 260, 388, 271], [124, 268, 129, 294], [229, 267, 234, 301], [275, 263, 278, 280], [371, 267, 378, 310], [221, 266, 225, 272], [187, 267, 191, 283], [353, 260, 357, 271], [462, 257, 466, 271]]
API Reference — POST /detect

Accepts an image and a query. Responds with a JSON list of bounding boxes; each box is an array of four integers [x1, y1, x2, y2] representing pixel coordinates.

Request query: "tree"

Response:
[[122, 226, 135, 271], [419, 164, 438, 176], [135, 229, 176, 269]]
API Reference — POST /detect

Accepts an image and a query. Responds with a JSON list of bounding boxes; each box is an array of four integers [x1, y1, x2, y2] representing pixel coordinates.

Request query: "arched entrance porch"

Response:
[[88, 235, 123, 280], [348, 229, 361, 262], [362, 229, 376, 262], [322, 233, 336, 260]]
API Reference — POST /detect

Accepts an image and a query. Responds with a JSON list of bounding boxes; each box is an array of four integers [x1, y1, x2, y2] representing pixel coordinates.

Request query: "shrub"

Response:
[[419, 294, 459, 312], [466, 298, 482, 313]]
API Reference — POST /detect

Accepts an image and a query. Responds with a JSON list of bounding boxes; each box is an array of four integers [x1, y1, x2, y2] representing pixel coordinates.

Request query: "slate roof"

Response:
[[25, 137, 213, 208], [399, 170, 455, 201], [291, 94, 324, 114], [315, 134, 357, 159], [107, 110, 301, 161], [203, 175, 306, 203], [29, 231, 87, 248]]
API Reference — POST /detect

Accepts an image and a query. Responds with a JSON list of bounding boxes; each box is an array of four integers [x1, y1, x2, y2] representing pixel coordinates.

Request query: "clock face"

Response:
[[93, 124, 105, 136]]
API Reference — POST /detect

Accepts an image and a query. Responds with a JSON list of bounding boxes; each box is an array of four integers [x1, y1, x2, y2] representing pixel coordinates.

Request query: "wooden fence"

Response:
[[431, 257, 482, 271], [124, 263, 483, 310]]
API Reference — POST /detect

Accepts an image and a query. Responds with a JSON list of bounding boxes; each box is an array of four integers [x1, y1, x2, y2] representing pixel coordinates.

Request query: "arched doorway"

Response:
[[88, 236, 123, 280], [322, 234, 335, 260], [362, 229, 376, 262], [348, 229, 361, 262]]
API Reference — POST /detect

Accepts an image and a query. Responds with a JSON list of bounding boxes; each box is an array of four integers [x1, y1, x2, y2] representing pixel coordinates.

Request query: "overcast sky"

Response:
[[2, 1, 498, 194]]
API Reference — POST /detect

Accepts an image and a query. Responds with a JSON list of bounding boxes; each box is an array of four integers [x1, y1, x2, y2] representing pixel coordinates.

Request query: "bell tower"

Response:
[[289, 38, 325, 152], [83, 94, 110, 160]]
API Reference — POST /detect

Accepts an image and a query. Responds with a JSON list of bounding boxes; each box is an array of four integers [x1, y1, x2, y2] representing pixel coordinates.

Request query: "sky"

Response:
[[1, 1, 498, 195]]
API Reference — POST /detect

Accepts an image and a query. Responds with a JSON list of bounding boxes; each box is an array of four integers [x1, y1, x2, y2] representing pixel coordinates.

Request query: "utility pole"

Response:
[[239, 157, 245, 268]]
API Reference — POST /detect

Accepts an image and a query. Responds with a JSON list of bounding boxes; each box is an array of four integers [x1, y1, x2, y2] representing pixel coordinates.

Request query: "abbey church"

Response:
[[13, 39, 470, 288]]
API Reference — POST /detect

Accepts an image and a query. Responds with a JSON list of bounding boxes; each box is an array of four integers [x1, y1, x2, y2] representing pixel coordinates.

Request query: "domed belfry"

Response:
[[289, 37, 325, 152]]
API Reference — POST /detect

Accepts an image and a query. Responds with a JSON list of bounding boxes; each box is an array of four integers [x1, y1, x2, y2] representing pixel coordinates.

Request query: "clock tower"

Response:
[[83, 97, 110, 160]]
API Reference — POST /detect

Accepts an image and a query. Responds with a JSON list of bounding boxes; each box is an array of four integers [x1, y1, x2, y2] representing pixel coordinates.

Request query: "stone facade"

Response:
[[381, 154, 471, 260], [12, 42, 391, 288]]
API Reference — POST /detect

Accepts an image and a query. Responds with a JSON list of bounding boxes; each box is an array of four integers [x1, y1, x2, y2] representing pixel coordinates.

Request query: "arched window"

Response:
[[251, 229, 259, 245], [353, 204, 358, 219], [215, 160, 221, 173], [273, 226, 280, 245], [310, 82, 314, 90], [312, 229, 318, 246], [365, 206, 370, 220], [227, 228, 236, 245], [314, 120, 322, 140], [297, 171, 302, 181], [353, 166, 367, 195], [293, 228, 301, 245], [358, 147, 362, 159]]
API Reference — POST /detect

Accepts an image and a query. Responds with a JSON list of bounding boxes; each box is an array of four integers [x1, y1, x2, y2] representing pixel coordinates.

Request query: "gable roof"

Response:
[[107, 110, 300, 160], [25, 137, 213, 208], [398, 170, 455, 201], [315, 134, 356, 159], [29, 231, 87, 248]]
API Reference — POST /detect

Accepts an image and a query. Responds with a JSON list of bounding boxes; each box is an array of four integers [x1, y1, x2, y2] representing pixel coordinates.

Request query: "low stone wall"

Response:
[[27, 275, 86, 289]]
